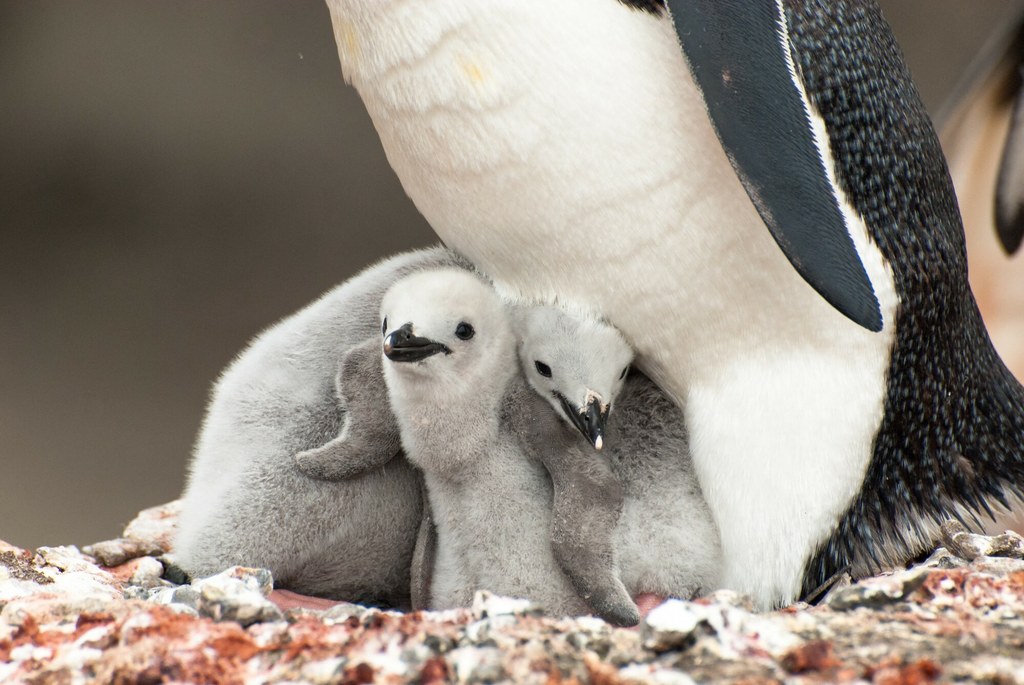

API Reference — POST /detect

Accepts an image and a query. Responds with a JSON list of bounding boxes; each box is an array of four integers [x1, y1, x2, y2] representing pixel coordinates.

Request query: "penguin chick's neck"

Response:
[[385, 349, 518, 482]]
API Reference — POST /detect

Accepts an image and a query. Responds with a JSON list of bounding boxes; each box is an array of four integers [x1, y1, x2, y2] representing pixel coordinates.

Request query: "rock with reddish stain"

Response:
[[82, 500, 181, 567], [781, 639, 841, 674]]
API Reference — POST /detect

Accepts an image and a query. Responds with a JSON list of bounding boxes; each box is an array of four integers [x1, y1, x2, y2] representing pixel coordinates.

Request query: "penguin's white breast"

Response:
[[327, 0, 901, 607]]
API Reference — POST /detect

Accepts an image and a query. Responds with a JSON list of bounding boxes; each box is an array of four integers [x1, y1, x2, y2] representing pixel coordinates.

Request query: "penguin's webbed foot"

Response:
[[577, 577, 640, 627], [553, 526, 638, 626]]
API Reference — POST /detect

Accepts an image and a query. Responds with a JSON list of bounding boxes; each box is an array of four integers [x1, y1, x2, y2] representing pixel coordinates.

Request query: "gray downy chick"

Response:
[[511, 304, 637, 625], [516, 305, 722, 617], [380, 269, 591, 617], [174, 246, 467, 607], [606, 369, 723, 603]]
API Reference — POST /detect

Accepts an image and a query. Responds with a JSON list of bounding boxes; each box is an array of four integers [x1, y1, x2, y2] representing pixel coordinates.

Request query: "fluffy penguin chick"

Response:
[[515, 305, 721, 622], [511, 304, 637, 624], [174, 246, 466, 606], [380, 269, 590, 617], [606, 369, 723, 603]]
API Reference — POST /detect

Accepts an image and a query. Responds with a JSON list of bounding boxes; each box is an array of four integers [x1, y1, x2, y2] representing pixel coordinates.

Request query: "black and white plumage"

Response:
[[325, 0, 1024, 607], [174, 247, 466, 605], [784, 3, 1024, 597]]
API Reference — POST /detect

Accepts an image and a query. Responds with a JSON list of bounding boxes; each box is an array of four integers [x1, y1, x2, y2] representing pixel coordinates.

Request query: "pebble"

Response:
[[642, 599, 700, 652], [920, 546, 970, 569], [320, 601, 370, 623], [122, 500, 181, 549], [114, 556, 166, 589], [82, 500, 181, 567], [970, 554, 1024, 575], [619, 663, 698, 685], [941, 520, 1024, 561], [826, 566, 931, 610], [447, 645, 506, 683], [82, 538, 163, 568], [946, 656, 1024, 684], [192, 567, 283, 625], [470, 590, 538, 619]]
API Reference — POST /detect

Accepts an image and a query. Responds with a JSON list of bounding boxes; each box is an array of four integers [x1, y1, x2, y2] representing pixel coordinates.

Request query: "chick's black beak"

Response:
[[383, 322, 450, 362], [557, 393, 610, 450]]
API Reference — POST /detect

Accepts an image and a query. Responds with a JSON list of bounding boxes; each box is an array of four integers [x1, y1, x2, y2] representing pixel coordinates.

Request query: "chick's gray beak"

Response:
[[557, 393, 610, 450], [383, 322, 450, 362]]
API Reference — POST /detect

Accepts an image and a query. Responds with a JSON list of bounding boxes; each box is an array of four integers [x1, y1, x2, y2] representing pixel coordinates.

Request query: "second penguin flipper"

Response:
[[516, 392, 639, 627], [666, 0, 883, 331], [295, 336, 402, 480]]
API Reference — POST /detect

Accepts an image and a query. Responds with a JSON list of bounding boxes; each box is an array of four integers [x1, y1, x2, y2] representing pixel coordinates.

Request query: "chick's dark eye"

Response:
[[382, 317, 388, 336], [535, 361, 552, 378], [619, 366, 628, 380], [455, 322, 475, 340]]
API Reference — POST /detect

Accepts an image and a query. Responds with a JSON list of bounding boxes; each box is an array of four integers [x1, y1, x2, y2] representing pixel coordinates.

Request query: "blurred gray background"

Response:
[[3, 1, 1023, 549]]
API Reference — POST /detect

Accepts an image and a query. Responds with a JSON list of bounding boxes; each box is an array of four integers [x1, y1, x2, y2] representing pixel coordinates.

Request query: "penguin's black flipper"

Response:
[[665, 0, 883, 331], [995, 67, 1024, 255]]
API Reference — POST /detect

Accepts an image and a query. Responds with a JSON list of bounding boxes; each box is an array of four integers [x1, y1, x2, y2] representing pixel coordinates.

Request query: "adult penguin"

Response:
[[324, 0, 1024, 608]]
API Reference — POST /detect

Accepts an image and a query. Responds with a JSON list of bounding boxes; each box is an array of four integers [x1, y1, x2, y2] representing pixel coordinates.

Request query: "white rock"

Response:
[[146, 587, 176, 604], [447, 645, 505, 683], [193, 568, 282, 625], [10, 643, 53, 662], [29, 546, 121, 603], [48, 571, 121, 603], [464, 614, 516, 644], [52, 645, 105, 673], [300, 657, 346, 683], [947, 656, 1024, 684], [470, 591, 536, 619], [641, 599, 700, 652], [128, 556, 165, 588], [0, 663, 17, 682], [619, 663, 697, 685], [0, 576, 49, 603], [122, 499, 182, 550], [362, 633, 415, 680], [574, 615, 610, 633]]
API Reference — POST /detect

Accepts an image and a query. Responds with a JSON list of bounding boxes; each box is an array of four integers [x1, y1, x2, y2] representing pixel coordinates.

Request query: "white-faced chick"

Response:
[[380, 269, 590, 617], [515, 305, 723, 621]]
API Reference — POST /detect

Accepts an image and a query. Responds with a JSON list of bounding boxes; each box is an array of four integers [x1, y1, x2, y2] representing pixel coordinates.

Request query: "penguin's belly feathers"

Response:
[[327, 0, 900, 607]]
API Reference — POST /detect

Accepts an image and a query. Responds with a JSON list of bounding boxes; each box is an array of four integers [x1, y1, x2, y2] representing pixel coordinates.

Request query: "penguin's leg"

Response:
[[518, 393, 639, 627], [409, 480, 436, 611], [295, 337, 402, 480]]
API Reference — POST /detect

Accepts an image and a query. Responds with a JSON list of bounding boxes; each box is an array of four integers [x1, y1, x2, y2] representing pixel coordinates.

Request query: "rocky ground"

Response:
[[2, 503, 1024, 684]]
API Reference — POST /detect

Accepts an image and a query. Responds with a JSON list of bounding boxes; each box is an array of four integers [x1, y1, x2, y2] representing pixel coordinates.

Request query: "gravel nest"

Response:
[[2, 502, 1024, 684]]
